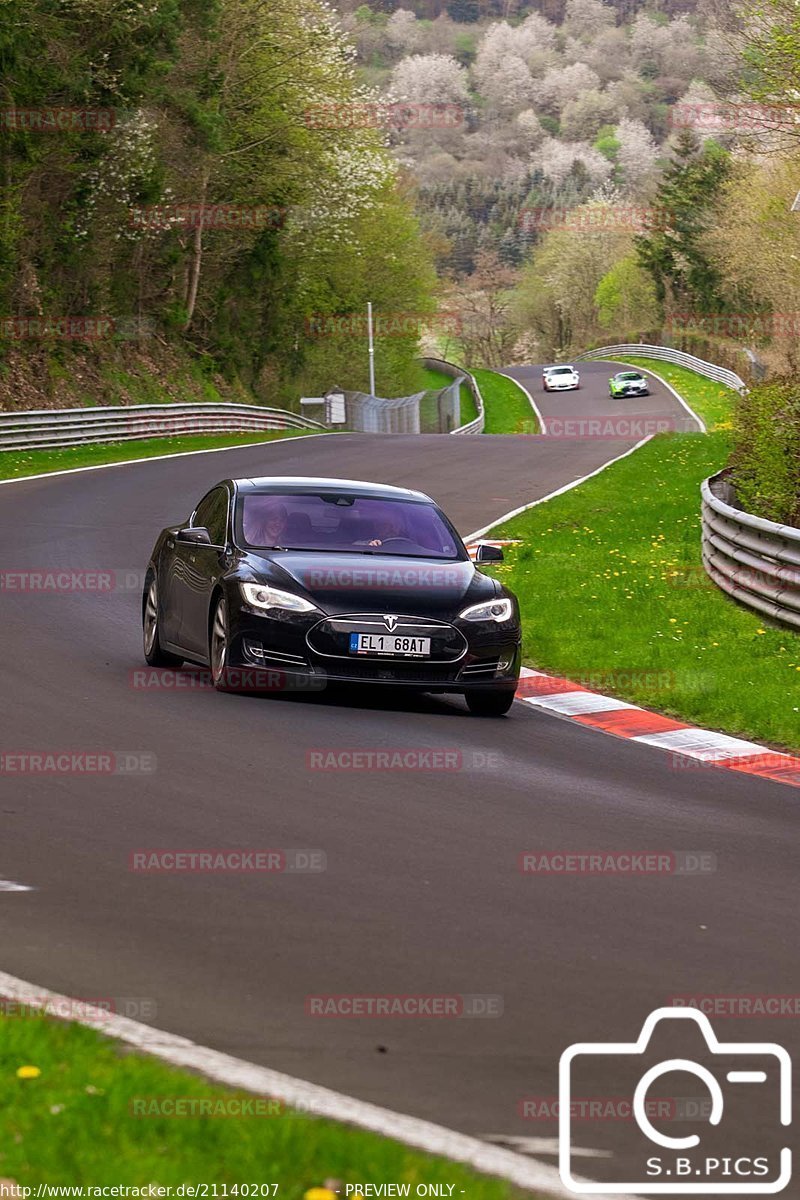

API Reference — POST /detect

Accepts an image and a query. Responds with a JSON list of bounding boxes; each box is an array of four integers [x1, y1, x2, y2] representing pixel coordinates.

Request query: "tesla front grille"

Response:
[[307, 614, 467, 663]]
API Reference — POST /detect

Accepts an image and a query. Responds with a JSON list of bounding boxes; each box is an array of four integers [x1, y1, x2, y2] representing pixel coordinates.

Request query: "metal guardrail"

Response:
[[0, 402, 325, 452], [576, 343, 747, 394], [702, 470, 800, 630], [420, 357, 485, 434]]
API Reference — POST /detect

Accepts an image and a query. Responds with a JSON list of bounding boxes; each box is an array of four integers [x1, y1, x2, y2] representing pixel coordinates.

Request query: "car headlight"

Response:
[[240, 582, 317, 613], [459, 598, 514, 623]]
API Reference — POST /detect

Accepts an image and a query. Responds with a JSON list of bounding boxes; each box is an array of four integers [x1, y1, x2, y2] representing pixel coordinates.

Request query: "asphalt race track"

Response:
[[1, 360, 797, 1190]]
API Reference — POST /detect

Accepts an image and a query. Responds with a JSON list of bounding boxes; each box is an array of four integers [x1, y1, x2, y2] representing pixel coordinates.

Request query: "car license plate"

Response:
[[349, 632, 430, 657]]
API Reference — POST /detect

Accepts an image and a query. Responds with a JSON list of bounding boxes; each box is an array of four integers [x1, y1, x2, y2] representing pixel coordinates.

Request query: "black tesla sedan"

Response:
[[142, 476, 521, 715]]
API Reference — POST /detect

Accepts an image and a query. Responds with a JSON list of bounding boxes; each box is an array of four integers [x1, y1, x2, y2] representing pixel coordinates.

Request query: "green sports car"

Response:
[[609, 370, 650, 398]]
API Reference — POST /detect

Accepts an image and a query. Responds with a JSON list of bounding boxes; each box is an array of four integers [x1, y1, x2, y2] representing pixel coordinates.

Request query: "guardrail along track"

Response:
[[576, 343, 747, 394], [702, 470, 800, 630], [0, 403, 325, 452]]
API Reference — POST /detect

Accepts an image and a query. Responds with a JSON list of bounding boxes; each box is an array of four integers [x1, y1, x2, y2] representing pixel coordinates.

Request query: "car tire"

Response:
[[143, 576, 183, 668], [465, 686, 516, 717], [209, 594, 235, 691]]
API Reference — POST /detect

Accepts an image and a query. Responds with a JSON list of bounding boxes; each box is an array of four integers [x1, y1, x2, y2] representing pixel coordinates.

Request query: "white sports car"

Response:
[[543, 365, 580, 391]]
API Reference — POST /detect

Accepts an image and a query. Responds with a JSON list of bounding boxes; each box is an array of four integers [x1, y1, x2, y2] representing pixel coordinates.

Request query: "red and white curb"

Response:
[[515, 666, 800, 790]]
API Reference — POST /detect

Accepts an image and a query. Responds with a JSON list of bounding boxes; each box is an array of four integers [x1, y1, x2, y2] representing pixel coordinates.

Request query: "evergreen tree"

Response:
[[635, 129, 731, 314], [446, 0, 481, 20]]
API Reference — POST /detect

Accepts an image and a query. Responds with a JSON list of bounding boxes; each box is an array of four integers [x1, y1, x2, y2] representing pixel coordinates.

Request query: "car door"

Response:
[[171, 486, 232, 657]]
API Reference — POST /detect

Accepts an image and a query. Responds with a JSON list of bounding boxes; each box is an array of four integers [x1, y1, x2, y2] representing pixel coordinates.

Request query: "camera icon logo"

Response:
[[559, 1007, 791, 1193]]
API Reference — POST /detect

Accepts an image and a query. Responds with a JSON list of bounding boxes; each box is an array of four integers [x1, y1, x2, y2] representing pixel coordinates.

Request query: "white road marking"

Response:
[[631, 727, 767, 761], [0, 431, 340, 488], [524, 692, 634, 716], [0, 881, 33, 892], [483, 1135, 612, 1159], [0, 969, 634, 1199]]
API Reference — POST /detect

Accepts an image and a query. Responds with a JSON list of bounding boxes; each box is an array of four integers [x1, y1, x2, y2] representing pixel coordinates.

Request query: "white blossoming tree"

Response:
[[532, 137, 614, 186], [614, 117, 661, 193], [390, 54, 470, 106], [535, 62, 603, 116]]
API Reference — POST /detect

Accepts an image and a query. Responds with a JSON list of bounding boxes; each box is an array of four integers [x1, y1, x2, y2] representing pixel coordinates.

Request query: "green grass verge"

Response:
[[485, 430, 800, 752], [471, 370, 539, 436], [0, 1014, 528, 1197], [0, 430, 317, 482], [599, 356, 735, 432]]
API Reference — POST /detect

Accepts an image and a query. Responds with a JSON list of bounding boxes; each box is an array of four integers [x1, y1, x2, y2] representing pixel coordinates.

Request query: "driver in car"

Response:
[[367, 508, 408, 548], [244, 499, 289, 547]]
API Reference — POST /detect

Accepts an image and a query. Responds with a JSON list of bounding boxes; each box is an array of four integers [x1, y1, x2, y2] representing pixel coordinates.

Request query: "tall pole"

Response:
[[367, 301, 376, 396]]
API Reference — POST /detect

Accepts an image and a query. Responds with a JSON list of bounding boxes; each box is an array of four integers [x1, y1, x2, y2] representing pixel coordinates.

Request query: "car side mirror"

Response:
[[476, 544, 503, 563], [177, 526, 212, 545]]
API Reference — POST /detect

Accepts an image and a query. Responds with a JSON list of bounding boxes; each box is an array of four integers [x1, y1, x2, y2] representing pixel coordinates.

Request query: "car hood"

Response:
[[242, 551, 496, 617]]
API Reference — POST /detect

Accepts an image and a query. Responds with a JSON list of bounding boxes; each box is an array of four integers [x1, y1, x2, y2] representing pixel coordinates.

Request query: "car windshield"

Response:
[[548, 367, 574, 374], [618, 372, 643, 380], [238, 493, 465, 559]]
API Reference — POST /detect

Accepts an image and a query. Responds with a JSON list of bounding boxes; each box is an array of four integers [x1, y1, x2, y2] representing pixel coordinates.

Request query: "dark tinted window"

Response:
[[238, 493, 464, 560], [193, 487, 229, 545]]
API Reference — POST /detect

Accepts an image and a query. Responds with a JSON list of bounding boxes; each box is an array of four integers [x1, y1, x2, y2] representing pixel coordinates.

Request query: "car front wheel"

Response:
[[143, 576, 183, 668], [465, 687, 516, 717], [210, 595, 233, 691]]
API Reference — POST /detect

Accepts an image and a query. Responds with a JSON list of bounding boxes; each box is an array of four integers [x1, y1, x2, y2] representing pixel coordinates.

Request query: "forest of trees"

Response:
[[0, 0, 437, 407], [337, 0, 735, 278], [334, 0, 700, 21], [4, 0, 800, 413]]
